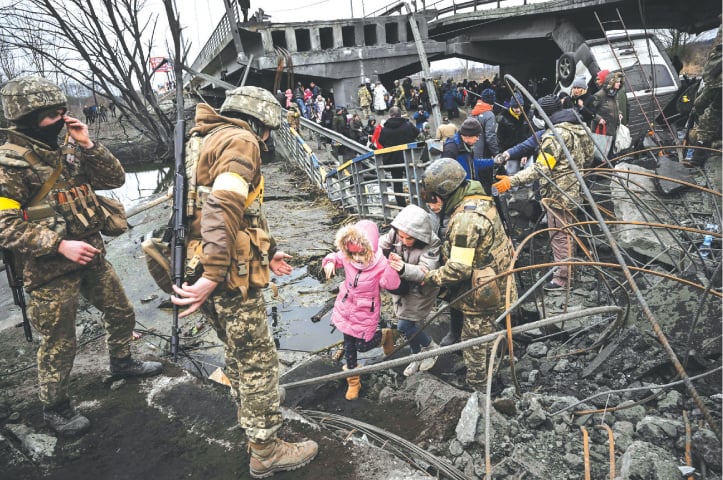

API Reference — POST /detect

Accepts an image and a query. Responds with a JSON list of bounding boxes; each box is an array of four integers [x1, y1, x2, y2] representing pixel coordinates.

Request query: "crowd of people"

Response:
[[4, 33, 717, 475], [316, 70, 627, 396]]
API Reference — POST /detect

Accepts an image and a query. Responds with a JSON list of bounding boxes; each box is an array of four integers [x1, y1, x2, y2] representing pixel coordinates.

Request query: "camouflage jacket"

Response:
[[0, 129, 125, 290], [358, 86, 372, 107], [508, 120, 594, 210], [424, 181, 515, 314]]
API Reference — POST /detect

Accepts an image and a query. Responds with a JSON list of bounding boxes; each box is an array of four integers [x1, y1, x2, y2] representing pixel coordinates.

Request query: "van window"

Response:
[[621, 64, 676, 92], [587, 36, 678, 96]]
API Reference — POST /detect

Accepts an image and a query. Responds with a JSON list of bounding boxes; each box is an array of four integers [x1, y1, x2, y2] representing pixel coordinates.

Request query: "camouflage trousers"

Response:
[[461, 308, 500, 390], [28, 259, 135, 407], [695, 89, 722, 144], [204, 289, 281, 443]]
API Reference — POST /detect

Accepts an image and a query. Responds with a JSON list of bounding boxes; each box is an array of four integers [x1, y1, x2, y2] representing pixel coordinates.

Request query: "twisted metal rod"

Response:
[[281, 306, 623, 389]]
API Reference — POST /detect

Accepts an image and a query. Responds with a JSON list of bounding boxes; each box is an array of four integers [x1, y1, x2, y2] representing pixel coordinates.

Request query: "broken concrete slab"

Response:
[[619, 440, 682, 480], [655, 155, 694, 194], [4, 423, 57, 461], [610, 162, 683, 267]]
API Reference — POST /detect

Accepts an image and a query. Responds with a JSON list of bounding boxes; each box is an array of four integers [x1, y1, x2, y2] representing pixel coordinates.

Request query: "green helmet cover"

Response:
[[422, 158, 466, 198], [1, 76, 67, 122], [220, 86, 281, 129]]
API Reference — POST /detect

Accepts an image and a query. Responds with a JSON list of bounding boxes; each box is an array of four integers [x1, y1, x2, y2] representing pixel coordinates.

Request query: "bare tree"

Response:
[[657, 28, 693, 58], [0, 0, 189, 160]]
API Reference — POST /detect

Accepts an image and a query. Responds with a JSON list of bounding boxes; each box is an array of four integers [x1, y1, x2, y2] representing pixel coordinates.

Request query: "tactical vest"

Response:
[[0, 142, 107, 239], [451, 195, 517, 312]]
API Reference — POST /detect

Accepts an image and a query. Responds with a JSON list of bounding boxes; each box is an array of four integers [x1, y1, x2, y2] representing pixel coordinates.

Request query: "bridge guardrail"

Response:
[[275, 111, 437, 223]]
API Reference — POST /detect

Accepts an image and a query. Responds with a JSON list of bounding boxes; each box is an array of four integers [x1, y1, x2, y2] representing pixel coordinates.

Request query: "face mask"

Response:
[[18, 117, 65, 149]]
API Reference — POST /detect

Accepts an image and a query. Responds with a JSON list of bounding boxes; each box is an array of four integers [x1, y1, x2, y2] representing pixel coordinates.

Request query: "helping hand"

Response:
[[388, 253, 404, 272], [493, 175, 512, 193], [494, 153, 507, 165], [269, 251, 293, 276]]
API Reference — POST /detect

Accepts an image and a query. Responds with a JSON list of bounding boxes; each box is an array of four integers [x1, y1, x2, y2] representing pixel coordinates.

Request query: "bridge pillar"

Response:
[[398, 19, 409, 42], [354, 24, 364, 46], [549, 18, 585, 54], [333, 25, 343, 48], [284, 28, 298, 53], [260, 30, 274, 54], [310, 27, 321, 51]]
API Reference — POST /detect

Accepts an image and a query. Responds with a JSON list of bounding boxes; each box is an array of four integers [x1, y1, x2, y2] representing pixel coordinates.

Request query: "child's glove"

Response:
[[493, 175, 512, 193]]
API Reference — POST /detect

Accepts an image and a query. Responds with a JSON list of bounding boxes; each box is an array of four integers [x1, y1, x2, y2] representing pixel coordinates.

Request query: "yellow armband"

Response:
[[536, 152, 557, 169], [0, 197, 21, 210], [449, 246, 475, 266], [212, 172, 249, 198]]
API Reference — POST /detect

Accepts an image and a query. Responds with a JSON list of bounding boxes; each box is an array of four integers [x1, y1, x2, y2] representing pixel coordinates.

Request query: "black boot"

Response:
[[110, 355, 163, 377], [439, 309, 463, 346], [683, 141, 709, 167], [44, 400, 91, 437]]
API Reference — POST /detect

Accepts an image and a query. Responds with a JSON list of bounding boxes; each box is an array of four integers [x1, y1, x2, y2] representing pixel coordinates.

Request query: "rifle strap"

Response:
[[1, 143, 64, 207]]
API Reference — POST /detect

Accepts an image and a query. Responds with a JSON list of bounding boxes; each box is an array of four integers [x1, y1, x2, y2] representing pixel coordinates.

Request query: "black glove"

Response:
[[494, 153, 507, 165]]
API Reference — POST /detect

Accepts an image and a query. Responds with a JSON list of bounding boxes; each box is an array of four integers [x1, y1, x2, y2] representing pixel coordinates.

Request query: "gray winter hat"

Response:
[[459, 117, 482, 136], [571, 76, 587, 89]]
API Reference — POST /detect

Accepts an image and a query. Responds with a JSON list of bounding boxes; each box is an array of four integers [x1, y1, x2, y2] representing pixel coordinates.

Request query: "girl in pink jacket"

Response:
[[322, 220, 400, 400]]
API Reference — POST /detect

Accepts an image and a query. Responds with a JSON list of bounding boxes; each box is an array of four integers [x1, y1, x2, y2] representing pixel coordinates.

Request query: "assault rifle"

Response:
[[170, 54, 186, 361], [2, 249, 32, 342]]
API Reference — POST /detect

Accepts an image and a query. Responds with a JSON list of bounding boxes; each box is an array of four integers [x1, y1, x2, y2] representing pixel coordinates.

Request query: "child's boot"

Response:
[[381, 328, 395, 356], [343, 366, 361, 401]]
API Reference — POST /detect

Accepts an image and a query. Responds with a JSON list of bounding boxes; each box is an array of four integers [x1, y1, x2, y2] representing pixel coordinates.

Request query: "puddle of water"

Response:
[[268, 266, 340, 353]]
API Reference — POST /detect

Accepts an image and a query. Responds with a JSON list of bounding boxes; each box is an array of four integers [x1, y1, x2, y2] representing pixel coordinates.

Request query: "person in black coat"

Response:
[[377, 106, 419, 207]]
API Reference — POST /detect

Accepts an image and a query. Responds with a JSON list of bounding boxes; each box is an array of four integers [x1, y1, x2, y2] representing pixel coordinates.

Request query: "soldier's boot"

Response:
[[440, 313, 463, 346], [248, 437, 318, 479], [684, 141, 709, 167], [44, 400, 91, 437], [381, 328, 395, 356], [109, 355, 163, 377]]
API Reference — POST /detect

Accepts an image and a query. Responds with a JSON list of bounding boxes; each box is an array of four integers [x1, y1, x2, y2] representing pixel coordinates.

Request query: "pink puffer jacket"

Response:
[[322, 220, 400, 340]]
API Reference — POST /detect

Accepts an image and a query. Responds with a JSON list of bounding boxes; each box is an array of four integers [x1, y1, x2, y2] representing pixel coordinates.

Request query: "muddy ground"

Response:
[[1, 117, 722, 479], [0, 152, 458, 480]]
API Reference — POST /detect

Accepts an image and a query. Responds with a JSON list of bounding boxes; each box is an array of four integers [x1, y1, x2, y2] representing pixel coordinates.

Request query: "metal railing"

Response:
[[274, 111, 436, 224]]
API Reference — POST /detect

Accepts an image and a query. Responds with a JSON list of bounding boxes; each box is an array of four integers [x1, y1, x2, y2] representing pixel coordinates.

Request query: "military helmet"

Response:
[[220, 86, 281, 129], [422, 158, 466, 199], [0, 76, 67, 122]]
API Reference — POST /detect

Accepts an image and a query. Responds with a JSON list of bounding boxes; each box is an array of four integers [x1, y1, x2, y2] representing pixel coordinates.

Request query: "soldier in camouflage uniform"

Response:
[[394, 79, 407, 115], [0, 76, 162, 437], [494, 94, 594, 290], [421, 159, 517, 391], [170, 86, 317, 478], [687, 24, 722, 167]]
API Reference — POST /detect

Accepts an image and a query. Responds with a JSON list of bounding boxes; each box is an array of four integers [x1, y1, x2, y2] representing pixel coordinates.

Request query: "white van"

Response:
[[556, 33, 681, 143]]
